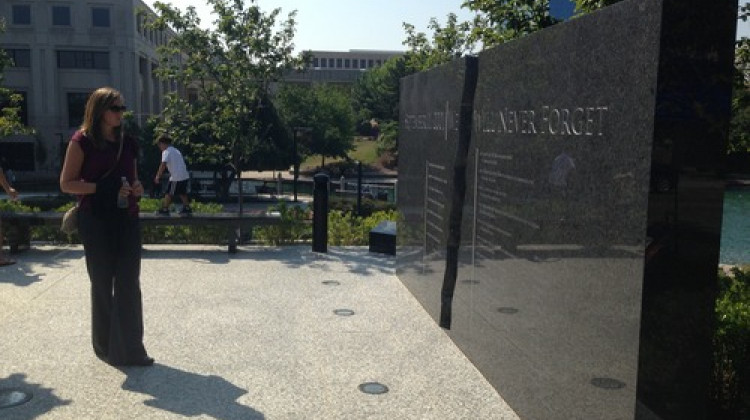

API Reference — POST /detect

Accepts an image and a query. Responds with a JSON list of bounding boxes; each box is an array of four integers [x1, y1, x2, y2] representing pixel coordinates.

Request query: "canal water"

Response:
[[720, 188, 750, 265]]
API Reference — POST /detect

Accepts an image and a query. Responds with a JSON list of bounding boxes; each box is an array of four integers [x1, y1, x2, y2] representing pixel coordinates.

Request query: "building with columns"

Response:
[[1, 0, 174, 180]]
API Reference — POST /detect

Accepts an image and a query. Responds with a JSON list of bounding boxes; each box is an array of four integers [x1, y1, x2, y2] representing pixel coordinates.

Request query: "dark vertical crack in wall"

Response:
[[440, 56, 479, 329]]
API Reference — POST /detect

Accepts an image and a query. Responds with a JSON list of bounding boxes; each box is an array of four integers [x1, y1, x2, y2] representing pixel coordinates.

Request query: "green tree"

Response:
[[350, 57, 413, 164], [573, 0, 621, 14], [402, 13, 474, 71], [0, 19, 27, 138], [376, 120, 399, 167], [351, 56, 411, 124], [275, 83, 355, 168], [461, 0, 561, 48], [729, 40, 750, 153], [144, 0, 305, 192]]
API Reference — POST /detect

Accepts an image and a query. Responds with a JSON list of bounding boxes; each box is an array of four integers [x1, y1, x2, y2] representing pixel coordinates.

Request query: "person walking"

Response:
[[153, 135, 191, 215], [0, 157, 19, 266], [59, 86, 154, 366]]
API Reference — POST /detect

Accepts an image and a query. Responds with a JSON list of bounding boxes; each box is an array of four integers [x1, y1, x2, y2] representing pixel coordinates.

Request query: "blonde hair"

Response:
[[80, 86, 123, 149]]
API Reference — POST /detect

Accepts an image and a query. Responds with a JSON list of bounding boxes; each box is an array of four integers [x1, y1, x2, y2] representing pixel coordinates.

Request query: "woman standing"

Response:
[[60, 87, 153, 366]]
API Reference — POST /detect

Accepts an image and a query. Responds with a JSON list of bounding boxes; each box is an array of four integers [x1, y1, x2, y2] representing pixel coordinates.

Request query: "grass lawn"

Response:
[[300, 137, 379, 171]]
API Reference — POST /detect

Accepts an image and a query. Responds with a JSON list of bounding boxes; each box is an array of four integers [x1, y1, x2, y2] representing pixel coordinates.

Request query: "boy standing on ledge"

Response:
[[154, 135, 192, 215]]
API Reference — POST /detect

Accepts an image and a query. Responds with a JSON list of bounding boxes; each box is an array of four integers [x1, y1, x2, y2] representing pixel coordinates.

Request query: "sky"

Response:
[[143, 0, 750, 52], [143, 0, 477, 52]]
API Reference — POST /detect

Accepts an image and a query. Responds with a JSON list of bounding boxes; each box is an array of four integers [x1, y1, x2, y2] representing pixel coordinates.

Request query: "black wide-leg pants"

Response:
[[78, 209, 147, 365]]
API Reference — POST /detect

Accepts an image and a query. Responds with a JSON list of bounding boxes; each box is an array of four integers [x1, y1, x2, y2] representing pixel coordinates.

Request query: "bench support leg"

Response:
[[227, 227, 239, 254], [7, 224, 32, 254]]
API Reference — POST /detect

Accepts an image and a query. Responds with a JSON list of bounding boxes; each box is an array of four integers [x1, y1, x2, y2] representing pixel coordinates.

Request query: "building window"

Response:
[[336, 58, 342, 68], [92, 7, 110, 28], [67, 92, 89, 128], [0, 91, 28, 126], [320, 58, 327, 68], [344, 59, 350, 68], [312, 57, 319, 67], [360, 59, 366, 68], [57, 51, 109, 69], [353, 59, 359, 69], [328, 58, 334, 68], [52, 6, 71, 26], [4, 49, 31, 67], [12, 5, 31, 25], [368, 59, 374, 68]]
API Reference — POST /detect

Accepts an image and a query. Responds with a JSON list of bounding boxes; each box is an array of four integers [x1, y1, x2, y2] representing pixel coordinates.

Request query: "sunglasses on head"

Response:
[[108, 105, 127, 112]]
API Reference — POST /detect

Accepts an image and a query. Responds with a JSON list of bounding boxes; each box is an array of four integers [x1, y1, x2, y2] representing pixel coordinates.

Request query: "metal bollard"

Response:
[[312, 173, 329, 253]]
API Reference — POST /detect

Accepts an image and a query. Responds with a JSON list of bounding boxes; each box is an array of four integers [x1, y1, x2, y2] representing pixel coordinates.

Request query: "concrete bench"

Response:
[[1, 211, 283, 254]]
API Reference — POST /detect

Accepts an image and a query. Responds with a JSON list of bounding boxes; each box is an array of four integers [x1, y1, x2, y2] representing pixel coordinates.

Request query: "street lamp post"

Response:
[[356, 160, 362, 216]]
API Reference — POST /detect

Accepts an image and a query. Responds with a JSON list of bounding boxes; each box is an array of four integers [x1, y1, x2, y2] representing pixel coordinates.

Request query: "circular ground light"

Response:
[[322, 280, 341, 286], [497, 307, 519, 314], [359, 382, 389, 395], [590, 377, 626, 390], [0, 389, 32, 409], [333, 309, 355, 316]]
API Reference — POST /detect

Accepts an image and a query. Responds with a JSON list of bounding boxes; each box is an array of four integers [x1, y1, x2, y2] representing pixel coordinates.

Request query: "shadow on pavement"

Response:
[[119, 363, 264, 419], [140, 246, 395, 276], [0, 247, 85, 287], [0, 264, 44, 287], [0, 373, 71, 419]]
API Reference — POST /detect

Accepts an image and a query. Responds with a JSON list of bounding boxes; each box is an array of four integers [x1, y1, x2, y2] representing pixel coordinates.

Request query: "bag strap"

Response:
[[72, 135, 125, 209], [100, 136, 124, 180]]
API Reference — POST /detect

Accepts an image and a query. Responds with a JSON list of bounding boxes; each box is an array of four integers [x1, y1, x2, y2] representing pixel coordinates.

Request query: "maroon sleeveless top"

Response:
[[72, 130, 140, 216]]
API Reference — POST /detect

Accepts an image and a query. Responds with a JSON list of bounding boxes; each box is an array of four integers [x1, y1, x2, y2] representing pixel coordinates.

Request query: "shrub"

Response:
[[138, 198, 225, 244], [712, 266, 750, 418], [34, 202, 79, 244], [0, 199, 38, 213], [1, 199, 46, 246], [255, 201, 312, 245], [329, 196, 395, 217], [328, 209, 398, 246], [328, 210, 362, 245]]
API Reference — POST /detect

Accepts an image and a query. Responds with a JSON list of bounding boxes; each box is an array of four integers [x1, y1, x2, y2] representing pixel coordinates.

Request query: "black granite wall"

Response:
[[396, 0, 738, 419]]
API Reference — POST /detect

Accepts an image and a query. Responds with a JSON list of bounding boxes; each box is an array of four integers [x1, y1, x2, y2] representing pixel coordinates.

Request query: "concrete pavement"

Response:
[[0, 245, 518, 419]]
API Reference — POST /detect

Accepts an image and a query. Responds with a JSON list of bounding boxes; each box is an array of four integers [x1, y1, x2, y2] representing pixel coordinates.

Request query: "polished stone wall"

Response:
[[397, 57, 477, 324], [396, 0, 737, 419]]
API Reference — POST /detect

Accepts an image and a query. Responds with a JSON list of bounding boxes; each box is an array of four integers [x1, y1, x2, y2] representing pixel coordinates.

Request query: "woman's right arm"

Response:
[[60, 141, 97, 195]]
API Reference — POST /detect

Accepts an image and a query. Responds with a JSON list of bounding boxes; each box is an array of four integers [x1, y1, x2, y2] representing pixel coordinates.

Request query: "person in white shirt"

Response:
[[154, 135, 192, 215]]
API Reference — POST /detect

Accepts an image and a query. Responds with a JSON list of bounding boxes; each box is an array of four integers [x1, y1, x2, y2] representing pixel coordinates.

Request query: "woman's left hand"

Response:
[[131, 180, 145, 197]]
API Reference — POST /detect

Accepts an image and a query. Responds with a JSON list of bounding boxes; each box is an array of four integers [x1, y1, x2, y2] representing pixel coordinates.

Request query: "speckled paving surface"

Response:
[[0, 245, 518, 420]]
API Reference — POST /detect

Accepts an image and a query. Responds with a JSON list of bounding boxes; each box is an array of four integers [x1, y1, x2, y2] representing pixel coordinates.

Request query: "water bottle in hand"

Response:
[[118, 177, 129, 208]]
